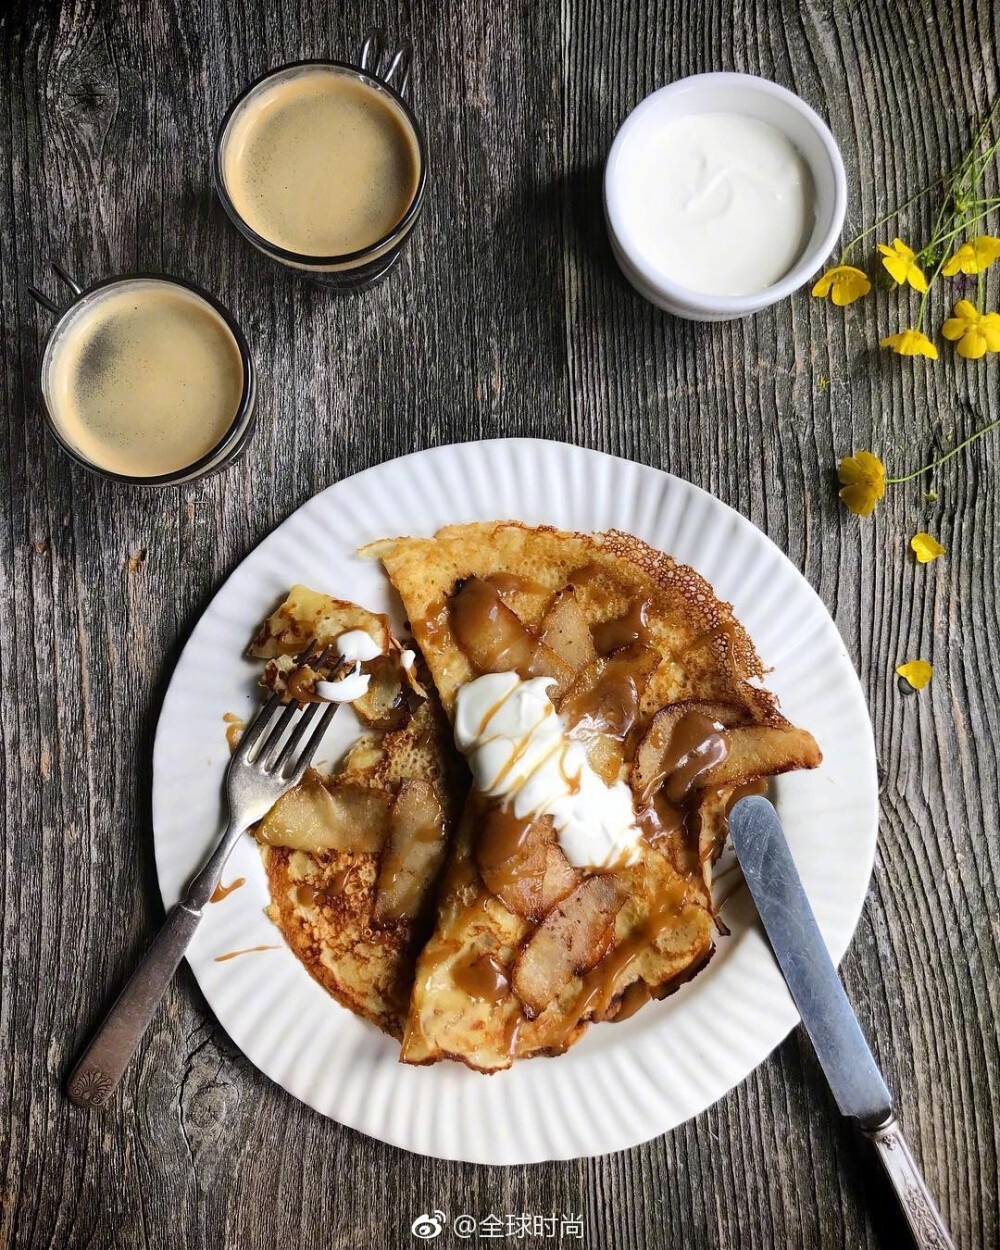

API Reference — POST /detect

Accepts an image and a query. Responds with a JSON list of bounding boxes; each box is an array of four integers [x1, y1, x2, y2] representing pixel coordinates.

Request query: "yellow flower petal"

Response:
[[837, 450, 886, 516], [811, 265, 871, 306], [981, 311, 1000, 351], [896, 660, 933, 690], [910, 532, 945, 563], [941, 316, 965, 341], [880, 252, 909, 285], [878, 238, 928, 291], [941, 301, 998, 359], [886, 238, 915, 261], [942, 235, 1000, 276], [880, 329, 938, 359], [907, 266, 928, 293], [957, 328, 988, 359], [943, 243, 973, 277]]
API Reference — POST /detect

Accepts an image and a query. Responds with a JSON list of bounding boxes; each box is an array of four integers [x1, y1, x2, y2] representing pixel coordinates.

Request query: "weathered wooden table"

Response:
[[3, 2, 997, 1246]]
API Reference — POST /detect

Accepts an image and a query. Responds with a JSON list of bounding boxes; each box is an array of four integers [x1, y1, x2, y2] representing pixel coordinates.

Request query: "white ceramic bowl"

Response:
[[604, 72, 847, 321]]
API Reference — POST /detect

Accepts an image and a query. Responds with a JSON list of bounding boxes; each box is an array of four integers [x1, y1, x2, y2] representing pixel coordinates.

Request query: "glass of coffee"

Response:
[[30, 263, 256, 486], [214, 33, 427, 289]]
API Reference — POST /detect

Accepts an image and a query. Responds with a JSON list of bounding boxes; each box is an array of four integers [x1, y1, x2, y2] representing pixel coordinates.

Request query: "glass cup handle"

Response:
[[357, 30, 413, 97], [28, 260, 83, 317]]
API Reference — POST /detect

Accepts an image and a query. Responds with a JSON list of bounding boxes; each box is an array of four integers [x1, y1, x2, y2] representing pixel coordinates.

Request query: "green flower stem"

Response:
[[915, 251, 948, 331], [886, 417, 1000, 484], [926, 206, 1000, 255], [952, 98, 1000, 189], [839, 180, 944, 265]]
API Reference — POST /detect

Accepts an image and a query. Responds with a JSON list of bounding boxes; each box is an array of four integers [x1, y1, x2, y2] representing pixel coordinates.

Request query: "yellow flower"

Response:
[[879, 328, 939, 359], [941, 235, 1000, 276], [910, 532, 945, 563], [940, 300, 1000, 359], [878, 238, 929, 292], [811, 265, 872, 306], [896, 660, 933, 690], [838, 450, 885, 516]]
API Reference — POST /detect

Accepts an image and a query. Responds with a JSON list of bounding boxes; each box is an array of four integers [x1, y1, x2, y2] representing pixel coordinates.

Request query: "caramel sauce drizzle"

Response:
[[659, 711, 729, 804], [561, 651, 649, 742], [210, 876, 246, 903], [592, 599, 651, 655], [223, 712, 245, 752], [474, 804, 546, 916], [286, 663, 321, 703], [452, 949, 510, 1003], [292, 867, 355, 910], [214, 944, 281, 962], [477, 805, 538, 881], [537, 873, 690, 1053]]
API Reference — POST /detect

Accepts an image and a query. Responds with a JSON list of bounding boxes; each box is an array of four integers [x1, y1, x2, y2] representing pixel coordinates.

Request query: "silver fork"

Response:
[[67, 644, 341, 1108]]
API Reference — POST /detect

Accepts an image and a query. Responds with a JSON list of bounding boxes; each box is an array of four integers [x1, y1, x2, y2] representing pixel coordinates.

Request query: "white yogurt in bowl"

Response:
[[604, 73, 846, 321], [619, 113, 814, 297]]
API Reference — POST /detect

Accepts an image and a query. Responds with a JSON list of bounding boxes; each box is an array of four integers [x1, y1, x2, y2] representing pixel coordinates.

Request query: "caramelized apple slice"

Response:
[[630, 701, 746, 801], [373, 780, 447, 923], [450, 577, 573, 692], [354, 655, 409, 729], [697, 724, 822, 788], [539, 588, 597, 674], [559, 644, 660, 741], [693, 787, 733, 894], [477, 811, 582, 921], [257, 780, 390, 853], [512, 875, 625, 1017], [540, 843, 581, 912], [477, 809, 550, 920]]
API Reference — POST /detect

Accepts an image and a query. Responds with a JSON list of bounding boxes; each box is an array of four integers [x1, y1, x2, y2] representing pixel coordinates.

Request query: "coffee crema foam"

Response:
[[221, 67, 421, 257], [46, 281, 244, 478]]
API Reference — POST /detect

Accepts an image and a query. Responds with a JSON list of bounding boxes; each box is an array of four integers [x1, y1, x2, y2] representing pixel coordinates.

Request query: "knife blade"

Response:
[[728, 795, 954, 1250]]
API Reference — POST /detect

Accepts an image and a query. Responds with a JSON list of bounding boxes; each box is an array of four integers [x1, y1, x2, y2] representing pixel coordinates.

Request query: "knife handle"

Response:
[[861, 1115, 955, 1250]]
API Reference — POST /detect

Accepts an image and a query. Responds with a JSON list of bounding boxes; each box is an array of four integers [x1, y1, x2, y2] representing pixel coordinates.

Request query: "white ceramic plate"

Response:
[[152, 438, 878, 1164]]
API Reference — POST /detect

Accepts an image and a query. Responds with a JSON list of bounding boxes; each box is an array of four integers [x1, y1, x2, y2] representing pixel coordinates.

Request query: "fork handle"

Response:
[[66, 902, 202, 1107]]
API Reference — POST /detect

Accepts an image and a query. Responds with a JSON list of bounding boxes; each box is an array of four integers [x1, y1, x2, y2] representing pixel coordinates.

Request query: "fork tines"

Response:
[[236, 639, 344, 784]]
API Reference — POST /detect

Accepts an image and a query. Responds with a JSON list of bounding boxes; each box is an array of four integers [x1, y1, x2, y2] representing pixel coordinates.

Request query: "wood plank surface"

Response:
[[1, 1, 997, 1246]]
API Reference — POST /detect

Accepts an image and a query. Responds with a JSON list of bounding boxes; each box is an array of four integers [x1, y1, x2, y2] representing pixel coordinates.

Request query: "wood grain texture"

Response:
[[1, 0, 998, 1246]]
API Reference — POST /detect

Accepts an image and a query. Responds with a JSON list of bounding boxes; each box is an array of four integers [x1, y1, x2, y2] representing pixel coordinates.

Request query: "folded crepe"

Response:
[[365, 523, 821, 1070], [247, 585, 465, 1037]]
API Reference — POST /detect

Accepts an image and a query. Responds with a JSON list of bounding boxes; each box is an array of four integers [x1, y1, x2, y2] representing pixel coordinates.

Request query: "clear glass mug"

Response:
[[28, 262, 257, 486], [213, 32, 428, 290]]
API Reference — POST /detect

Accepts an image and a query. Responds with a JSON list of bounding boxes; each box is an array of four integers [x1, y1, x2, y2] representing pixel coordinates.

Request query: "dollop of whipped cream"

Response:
[[315, 628, 383, 703], [336, 629, 384, 663], [453, 672, 642, 869]]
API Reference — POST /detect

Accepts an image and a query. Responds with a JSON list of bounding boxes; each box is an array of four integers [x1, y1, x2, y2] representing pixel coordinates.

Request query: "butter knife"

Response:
[[728, 795, 954, 1250]]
